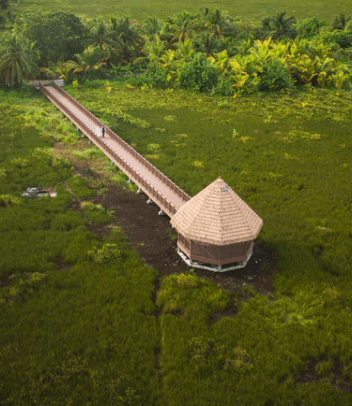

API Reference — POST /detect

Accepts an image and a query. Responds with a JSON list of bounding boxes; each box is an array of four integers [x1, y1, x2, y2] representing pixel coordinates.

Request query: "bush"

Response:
[[127, 63, 167, 88], [81, 202, 111, 225], [259, 58, 292, 91], [0, 0, 9, 10], [321, 29, 352, 48], [178, 53, 218, 92], [14, 11, 85, 67], [66, 175, 96, 200], [212, 75, 235, 96], [0, 15, 6, 30], [0, 194, 20, 207], [296, 16, 327, 39], [88, 243, 122, 263]]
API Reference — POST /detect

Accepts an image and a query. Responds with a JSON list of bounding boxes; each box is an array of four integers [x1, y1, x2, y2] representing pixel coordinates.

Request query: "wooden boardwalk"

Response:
[[39, 82, 191, 217]]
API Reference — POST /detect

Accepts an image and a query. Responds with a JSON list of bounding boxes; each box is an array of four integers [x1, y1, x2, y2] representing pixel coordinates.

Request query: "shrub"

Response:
[[176, 273, 199, 288], [189, 336, 215, 364], [127, 63, 167, 88], [0, 168, 7, 178], [296, 17, 327, 38], [259, 58, 292, 91], [0, 15, 6, 30], [66, 175, 96, 200], [88, 243, 122, 264], [315, 359, 333, 377], [0, 194, 20, 207], [178, 53, 218, 92], [0, 0, 9, 10], [321, 29, 352, 48], [73, 148, 104, 160], [0, 272, 48, 304], [222, 347, 253, 371], [81, 202, 111, 225], [212, 75, 235, 96]]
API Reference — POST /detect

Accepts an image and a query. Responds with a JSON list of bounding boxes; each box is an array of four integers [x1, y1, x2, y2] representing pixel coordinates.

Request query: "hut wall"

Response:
[[177, 234, 191, 257], [191, 242, 219, 262], [178, 234, 253, 265]]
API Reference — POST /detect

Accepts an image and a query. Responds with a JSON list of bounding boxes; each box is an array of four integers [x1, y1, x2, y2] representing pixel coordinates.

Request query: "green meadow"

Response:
[[1, 80, 352, 404], [13, 0, 352, 23]]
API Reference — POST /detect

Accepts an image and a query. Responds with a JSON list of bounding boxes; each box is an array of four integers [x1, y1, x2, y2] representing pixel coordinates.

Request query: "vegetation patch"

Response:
[[66, 174, 97, 200], [0, 90, 160, 405], [88, 243, 122, 263], [81, 201, 112, 225], [1, 2, 352, 400]]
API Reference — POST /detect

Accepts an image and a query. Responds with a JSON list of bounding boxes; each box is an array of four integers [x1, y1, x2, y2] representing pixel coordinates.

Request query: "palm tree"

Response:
[[165, 11, 197, 44], [259, 11, 297, 40], [133, 34, 166, 66], [0, 32, 40, 87], [84, 17, 122, 61], [272, 12, 297, 39], [193, 32, 221, 55], [142, 16, 162, 40], [108, 16, 143, 65], [65, 45, 106, 81], [203, 8, 236, 38], [175, 37, 194, 62], [40, 58, 75, 81], [332, 14, 351, 30], [207, 49, 231, 74]]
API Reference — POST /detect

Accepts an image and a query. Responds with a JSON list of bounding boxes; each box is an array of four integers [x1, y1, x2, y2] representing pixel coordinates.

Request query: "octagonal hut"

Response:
[[170, 177, 263, 272]]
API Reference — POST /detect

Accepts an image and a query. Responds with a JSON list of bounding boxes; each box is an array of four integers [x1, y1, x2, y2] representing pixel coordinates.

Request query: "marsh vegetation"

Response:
[[0, 1, 352, 405], [1, 79, 351, 404]]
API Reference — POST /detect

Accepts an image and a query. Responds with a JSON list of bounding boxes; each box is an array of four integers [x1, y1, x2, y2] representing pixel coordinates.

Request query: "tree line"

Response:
[[0, 8, 351, 93]]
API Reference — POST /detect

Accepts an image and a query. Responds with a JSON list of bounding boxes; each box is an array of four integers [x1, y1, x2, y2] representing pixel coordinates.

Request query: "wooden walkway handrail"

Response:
[[42, 83, 184, 217], [52, 83, 191, 204]]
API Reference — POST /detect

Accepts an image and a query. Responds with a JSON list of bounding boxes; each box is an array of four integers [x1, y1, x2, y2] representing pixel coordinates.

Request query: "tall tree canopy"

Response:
[[13, 11, 85, 67], [0, 32, 40, 87], [0, 0, 9, 10]]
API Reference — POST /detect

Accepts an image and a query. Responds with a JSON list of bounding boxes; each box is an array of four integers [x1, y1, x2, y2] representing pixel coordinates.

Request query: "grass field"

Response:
[[1, 81, 351, 404], [14, 0, 352, 23]]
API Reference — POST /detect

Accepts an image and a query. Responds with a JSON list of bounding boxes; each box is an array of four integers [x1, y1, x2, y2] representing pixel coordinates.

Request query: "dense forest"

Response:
[[0, 3, 351, 93]]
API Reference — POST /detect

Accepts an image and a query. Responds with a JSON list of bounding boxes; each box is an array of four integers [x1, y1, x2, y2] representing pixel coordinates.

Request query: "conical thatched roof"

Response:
[[170, 178, 263, 245]]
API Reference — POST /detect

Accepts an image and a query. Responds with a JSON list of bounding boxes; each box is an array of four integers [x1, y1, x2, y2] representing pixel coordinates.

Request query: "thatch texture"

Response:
[[170, 178, 263, 245]]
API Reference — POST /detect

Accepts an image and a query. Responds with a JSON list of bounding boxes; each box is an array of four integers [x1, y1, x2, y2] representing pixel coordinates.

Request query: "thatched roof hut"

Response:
[[170, 177, 263, 269]]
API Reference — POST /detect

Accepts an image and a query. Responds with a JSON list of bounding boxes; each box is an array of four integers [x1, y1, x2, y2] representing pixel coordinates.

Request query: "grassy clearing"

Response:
[[0, 87, 160, 405], [65, 80, 352, 403], [1, 79, 352, 404], [14, 0, 352, 23]]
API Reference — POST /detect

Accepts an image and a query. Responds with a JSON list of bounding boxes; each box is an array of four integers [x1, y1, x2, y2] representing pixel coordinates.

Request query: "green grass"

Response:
[[67, 81, 352, 291], [82, 201, 112, 224], [65, 80, 352, 403], [13, 0, 352, 23], [0, 88, 160, 405], [1, 79, 352, 404]]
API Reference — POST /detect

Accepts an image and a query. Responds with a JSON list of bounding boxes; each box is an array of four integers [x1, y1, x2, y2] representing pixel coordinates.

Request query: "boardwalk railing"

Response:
[[41, 83, 190, 217], [52, 83, 191, 204]]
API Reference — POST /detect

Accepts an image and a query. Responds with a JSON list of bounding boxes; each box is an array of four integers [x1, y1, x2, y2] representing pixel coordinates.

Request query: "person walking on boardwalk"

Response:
[[102, 125, 106, 138]]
